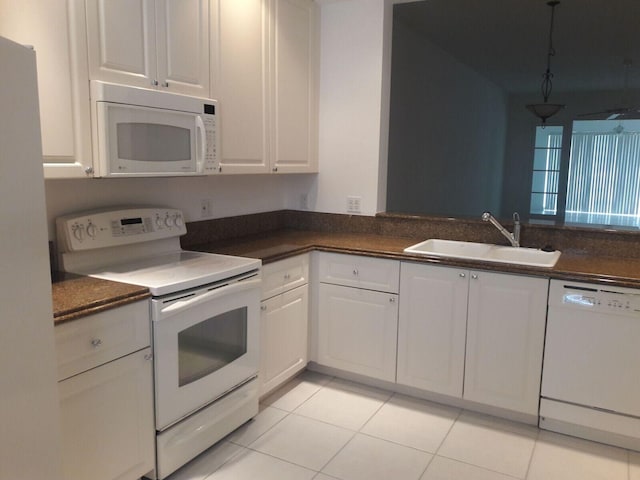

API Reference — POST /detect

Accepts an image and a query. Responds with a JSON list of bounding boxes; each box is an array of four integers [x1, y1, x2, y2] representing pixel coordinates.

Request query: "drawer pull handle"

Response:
[[459, 273, 466, 278], [90, 338, 103, 348], [353, 269, 359, 276]]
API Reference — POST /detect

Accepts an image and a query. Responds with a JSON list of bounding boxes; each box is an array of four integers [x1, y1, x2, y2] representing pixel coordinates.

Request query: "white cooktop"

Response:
[[56, 207, 260, 296], [76, 251, 260, 297]]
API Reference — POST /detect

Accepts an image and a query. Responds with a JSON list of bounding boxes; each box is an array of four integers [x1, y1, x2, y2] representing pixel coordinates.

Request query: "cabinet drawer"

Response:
[[261, 254, 309, 300], [55, 300, 150, 381], [318, 252, 400, 293]]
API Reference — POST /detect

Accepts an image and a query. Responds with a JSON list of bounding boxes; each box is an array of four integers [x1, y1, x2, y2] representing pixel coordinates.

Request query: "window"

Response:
[[530, 126, 562, 216], [530, 120, 640, 227]]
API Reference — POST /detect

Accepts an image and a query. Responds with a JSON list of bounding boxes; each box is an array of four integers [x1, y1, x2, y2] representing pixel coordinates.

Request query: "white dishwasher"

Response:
[[540, 279, 640, 450]]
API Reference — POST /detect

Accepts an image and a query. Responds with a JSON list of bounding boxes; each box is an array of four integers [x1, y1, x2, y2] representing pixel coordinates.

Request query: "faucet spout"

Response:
[[482, 211, 520, 247]]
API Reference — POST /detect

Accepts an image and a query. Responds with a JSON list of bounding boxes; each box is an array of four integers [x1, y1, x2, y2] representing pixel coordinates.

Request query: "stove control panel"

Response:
[[56, 207, 187, 252]]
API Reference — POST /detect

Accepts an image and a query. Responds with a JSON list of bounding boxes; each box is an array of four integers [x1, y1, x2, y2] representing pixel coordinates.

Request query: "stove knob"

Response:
[[164, 215, 174, 228], [72, 224, 85, 242], [86, 223, 97, 238], [174, 214, 184, 228], [155, 216, 164, 229]]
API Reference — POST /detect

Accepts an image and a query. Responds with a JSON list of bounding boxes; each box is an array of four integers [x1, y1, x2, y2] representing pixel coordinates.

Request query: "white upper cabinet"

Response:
[[270, 0, 318, 173], [86, 0, 210, 97], [0, 0, 93, 178], [214, 0, 269, 173], [1, 0, 316, 178], [214, 0, 318, 174]]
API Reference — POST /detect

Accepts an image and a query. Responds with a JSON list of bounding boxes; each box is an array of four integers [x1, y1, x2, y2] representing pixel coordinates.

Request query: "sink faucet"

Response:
[[482, 211, 520, 247]]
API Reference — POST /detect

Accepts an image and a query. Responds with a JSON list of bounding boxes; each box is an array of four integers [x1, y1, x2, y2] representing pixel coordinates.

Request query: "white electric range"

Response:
[[57, 207, 262, 479]]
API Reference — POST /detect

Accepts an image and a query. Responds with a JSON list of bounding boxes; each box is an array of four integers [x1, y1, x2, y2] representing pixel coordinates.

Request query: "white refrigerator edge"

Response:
[[0, 35, 62, 480]]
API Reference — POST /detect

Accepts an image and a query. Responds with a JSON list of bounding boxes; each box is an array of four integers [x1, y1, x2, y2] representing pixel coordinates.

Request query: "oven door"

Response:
[[151, 276, 260, 431]]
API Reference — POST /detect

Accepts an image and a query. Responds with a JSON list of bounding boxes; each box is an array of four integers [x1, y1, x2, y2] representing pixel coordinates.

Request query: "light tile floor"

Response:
[[167, 371, 636, 480]]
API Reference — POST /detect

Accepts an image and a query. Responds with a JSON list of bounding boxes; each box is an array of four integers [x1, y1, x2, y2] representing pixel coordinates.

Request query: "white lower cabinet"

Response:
[[397, 263, 468, 397], [397, 262, 549, 416], [59, 348, 155, 480], [318, 283, 398, 382], [261, 284, 309, 396], [55, 300, 155, 480], [260, 254, 309, 396], [464, 270, 548, 415], [316, 253, 400, 383]]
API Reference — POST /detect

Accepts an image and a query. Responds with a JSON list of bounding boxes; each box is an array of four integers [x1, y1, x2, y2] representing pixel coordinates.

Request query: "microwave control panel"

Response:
[[56, 208, 187, 252], [202, 109, 218, 173]]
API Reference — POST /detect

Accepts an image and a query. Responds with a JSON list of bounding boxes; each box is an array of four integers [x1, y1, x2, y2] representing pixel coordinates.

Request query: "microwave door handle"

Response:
[[158, 277, 261, 320], [195, 116, 206, 171]]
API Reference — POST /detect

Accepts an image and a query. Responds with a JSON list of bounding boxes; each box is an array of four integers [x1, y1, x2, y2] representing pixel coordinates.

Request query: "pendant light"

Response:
[[526, 0, 565, 125]]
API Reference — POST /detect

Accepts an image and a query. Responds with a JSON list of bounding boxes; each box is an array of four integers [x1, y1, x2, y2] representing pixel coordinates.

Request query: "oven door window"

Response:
[[177, 307, 247, 387]]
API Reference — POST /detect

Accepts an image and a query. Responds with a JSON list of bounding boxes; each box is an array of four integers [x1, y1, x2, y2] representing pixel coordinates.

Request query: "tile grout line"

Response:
[[313, 381, 394, 476], [522, 425, 542, 480]]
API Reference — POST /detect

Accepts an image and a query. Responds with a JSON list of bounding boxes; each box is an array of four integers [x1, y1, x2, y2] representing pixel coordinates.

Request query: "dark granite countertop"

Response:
[[52, 273, 150, 325], [51, 226, 640, 325], [190, 229, 640, 289]]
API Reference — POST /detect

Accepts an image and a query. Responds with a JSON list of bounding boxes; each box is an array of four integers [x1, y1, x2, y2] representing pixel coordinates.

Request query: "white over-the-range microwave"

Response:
[[90, 81, 219, 177]]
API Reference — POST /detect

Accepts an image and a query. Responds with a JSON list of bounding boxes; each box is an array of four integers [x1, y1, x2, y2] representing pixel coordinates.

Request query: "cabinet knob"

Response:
[[459, 273, 466, 278], [144, 353, 153, 361], [152, 79, 159, 86], [284, 273, 291, 280], [161, 81, 169, 88], [471, 274, 478, 280], [90, 338, 103, 348], [389, 297, 396, 303], [261, 304, 267, 312], [353, 269, 359, 276], [272, 167, 278, 172]]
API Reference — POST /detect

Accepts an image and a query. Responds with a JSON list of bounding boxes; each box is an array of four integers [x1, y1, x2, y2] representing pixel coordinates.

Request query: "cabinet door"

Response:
[[270, 0, 318, 173], [85, 0, 158, 89], [58, 348, 155, 480], [156, 0, 210, 96], [0, 0, 93, 177], [260, 284, 308, 396], [318, 283, 398, 382], [215, 0, 269, 173], [397, 263, 468, 397], [464, 271, 548, 415]]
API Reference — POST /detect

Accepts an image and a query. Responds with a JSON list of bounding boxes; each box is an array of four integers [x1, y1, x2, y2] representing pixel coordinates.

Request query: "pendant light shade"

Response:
[[526, 0, 565, 124]]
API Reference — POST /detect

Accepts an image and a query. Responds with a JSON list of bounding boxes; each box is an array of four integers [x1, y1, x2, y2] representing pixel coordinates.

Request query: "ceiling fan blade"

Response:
[[577, 107, 634, 119]]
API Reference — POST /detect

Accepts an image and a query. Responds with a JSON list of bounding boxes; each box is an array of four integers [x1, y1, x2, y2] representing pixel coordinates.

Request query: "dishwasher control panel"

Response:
[[550, 280, 640, 315]]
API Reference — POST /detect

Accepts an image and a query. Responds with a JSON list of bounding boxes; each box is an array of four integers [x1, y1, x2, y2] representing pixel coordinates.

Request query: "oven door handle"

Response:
[[157, 277, 261, 320]]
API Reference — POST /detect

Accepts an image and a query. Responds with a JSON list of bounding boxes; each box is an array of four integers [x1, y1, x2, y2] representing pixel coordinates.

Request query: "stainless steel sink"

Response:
[[404, 239, 561, 268]]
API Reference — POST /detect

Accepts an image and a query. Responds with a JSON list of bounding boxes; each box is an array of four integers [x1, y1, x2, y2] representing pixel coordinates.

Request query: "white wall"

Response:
[[45, 174, 316, 238], [313, 0, 388, 216]]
